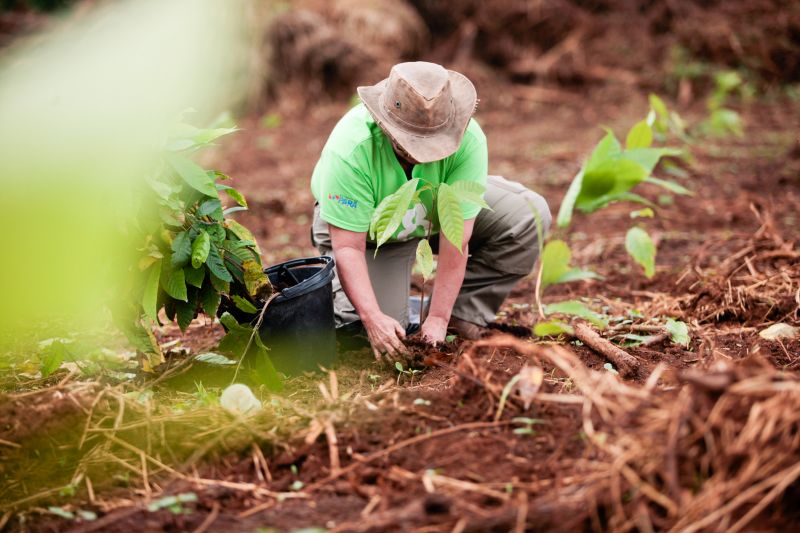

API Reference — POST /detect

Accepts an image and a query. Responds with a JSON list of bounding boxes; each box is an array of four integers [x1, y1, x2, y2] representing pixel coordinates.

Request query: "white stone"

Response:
[[759, 323, 799, 341]]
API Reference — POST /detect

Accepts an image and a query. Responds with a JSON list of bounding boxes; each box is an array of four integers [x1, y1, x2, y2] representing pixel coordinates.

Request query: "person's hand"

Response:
[[363, 312, 407, 363], [421, 316, 448, 346]]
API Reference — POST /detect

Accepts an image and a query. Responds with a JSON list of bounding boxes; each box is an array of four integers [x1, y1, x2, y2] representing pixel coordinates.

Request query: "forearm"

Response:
[[334, 246, 382, 323], [427, 238, 469, 323]]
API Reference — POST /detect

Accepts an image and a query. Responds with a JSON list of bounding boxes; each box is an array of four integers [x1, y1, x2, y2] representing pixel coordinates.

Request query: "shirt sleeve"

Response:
[[445, 128, 488, 220], [314, 151, 375, 232]]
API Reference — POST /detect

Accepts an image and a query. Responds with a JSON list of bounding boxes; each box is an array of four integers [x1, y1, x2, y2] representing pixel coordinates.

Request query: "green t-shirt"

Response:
[[311, 104, 488, 242]]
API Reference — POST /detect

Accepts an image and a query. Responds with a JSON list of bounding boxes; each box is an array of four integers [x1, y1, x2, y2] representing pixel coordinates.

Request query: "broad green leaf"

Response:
[[226, 219, 261, 255], [40, 341, 67, 377], [544, 300, 608, 329], [625, 120, 653, 149], [437, 182, 464, 252], [576, 159, 649, 212], [167, 154, 218, 197], [644, 176, 693, 196], [209, 273, 230, 294], [622, 147, 682, 174], [206, 245, 233, 282], [369, 178, 419, 248], [142, 261, 161, 322], [217, 184, 248, 207], [630, 208, 655, 219], [625, 227, 656, 278], [533, 320, 574, 337], [585, 130, 622, 171], [556, 167, 584, 228], [540, 240, 600, 290], [191, 231, 211, 269], [649, 94, 668, 119], [218, 313, 282, 391], [665, 318, 690, 346], [184, 266, 205, 288], [195, 352, 236, 365], [415, 239, 434, 280], [198, 199, 223, 218], [449, 180, 490, 210], [171, 231, 192, 267], [200, 282, 221, 317], [175, 298, 195, 331], [233, 295, 259, 314], [160, 255, 188, 301], [577, 191, 654, 213]]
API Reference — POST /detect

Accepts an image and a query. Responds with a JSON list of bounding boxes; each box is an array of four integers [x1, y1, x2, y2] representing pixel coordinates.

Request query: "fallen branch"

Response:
[[573, 322, 640, 377]]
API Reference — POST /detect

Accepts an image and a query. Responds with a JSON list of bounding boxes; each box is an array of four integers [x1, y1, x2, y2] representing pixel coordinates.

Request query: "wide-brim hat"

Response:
[[357, 62, 477, 163]]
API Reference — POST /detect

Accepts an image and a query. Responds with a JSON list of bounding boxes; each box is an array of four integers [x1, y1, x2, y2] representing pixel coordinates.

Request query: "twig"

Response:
[[573, 322, 640, 377], [323, 419, 341, 475], [232, 292, 280, 383], [192, 501, 220, 533]]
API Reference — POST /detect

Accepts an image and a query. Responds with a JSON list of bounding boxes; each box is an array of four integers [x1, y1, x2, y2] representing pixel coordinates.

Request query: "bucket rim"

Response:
[[265, 255, 335, 303]]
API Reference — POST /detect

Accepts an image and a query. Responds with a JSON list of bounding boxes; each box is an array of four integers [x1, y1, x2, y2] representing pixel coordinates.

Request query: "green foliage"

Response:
[[666, 318, 690, 346], [436, 182, 465, 251], [415, 239, 434, 281], [115, 121, 274, 373], [218, 313, 282, 391], [540, 240, 600, 290], [625, 227, 656, 278], [544, 300, 608, 329], [533, 320, 574, 337], [699, 70, 745, 138], [369, 178, 420, 249]]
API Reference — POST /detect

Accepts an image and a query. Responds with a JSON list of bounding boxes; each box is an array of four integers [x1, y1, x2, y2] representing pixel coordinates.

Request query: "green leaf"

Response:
[[544, 300, 608, 329], [556, 167, 584, 228], [184, 266, 205, 288], [437, 182, 464, 251], [195, 352, 236, 365], [233, 295, 259, 314], [625, 227, 656, 278], [191, 231, 211, 269], [644, 176, 693, 196], [226, 219, 261, 255], [171, 231, 192, 268], [209, 273, 230, 294], [167, 154, 218, 197], [142, 261, 161, 322], [649, 94, 668, 119], [540, 240, 600, 290], [625, 119, 653, 149], [217, 185, 248, 207], [206, 245, 233, 282], [175, 298, 196, 331], [665, 318, 690, 346], [622, 147, 682, 174], [200, 282, 221, 317], [576, 159, 649, 212], [218, 313, 282, 391], [577, 191, 654, 213], [449, 180, 490, 209], [369, 178, 419, 249], [415, 239, 434, 280], [160, 255, 188, 302], [586, 130, 622, 171], [198, 199, 223, 218], [533, 320, 574, 337], [40, 342, 67, 378]]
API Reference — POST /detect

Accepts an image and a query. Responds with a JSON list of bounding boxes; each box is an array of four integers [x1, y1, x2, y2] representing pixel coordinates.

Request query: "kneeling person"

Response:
[[310, 62, 551, 360]]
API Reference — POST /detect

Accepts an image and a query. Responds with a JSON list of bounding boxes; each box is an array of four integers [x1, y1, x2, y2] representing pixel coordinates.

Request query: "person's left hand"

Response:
[[421, 316, 448, 345]]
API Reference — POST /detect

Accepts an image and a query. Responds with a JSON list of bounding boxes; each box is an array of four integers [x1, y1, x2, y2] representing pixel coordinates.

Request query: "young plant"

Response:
[[698, 71, 745, 138], [369, 178, 488, 324], [114, 120, 281, 388]]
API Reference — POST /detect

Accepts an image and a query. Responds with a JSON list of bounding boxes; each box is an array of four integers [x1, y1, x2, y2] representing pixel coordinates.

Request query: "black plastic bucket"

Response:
[[253, 256, 337, 375]]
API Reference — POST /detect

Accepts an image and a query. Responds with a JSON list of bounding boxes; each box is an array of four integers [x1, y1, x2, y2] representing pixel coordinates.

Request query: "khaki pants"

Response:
[[311, 175, 551, 328]]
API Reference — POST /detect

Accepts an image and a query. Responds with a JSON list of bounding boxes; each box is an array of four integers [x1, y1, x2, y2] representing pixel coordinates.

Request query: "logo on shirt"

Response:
[[327, 194, 358, 209], [397, 203, 431, 240]]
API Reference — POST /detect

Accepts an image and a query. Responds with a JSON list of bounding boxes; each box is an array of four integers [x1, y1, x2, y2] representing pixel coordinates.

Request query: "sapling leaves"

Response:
[[175, 298, 195, 331], [142, 261, 161, 322], [625, 119, 653, 149], [540, 240, 600, 290], [544, 300, 608, 329], [556, 167, 584, 228], [625, 227, 656, 278], [206, 244, 232, 282], [437, 182, 464, 252], [415, 239, 434, 280], [644, 176, 693, 196], [184, 266, 205, 288], [449, 180, 490, 210], [232, 295, 258, 314], [370, 178, 419, 249], [218, 313, 282, 392], [533, 320, 574, 337], [171, 231, 192, 267], [666, 318, 690, 346], [191, 231, 210, 268], [167, 154, 218, 198], [200, 282, 221, 317], [160, 255, 188, 302]]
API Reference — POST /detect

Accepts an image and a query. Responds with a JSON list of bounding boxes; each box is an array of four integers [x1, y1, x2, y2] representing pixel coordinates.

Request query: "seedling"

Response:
[[512, 417, 545, 435], [370, 178, 488, 323], [395, 361, 421, 385]]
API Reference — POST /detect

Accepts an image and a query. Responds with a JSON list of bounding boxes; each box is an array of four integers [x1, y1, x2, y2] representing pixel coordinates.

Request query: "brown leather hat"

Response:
[[357, 62, 477, 163]]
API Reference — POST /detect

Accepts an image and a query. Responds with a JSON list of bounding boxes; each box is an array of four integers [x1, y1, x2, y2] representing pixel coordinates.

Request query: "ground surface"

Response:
[[3, 80, 799, 532]]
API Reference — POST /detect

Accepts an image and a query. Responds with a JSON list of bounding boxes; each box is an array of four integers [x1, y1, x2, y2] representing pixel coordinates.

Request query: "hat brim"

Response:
[[357, 70, 477, 164]]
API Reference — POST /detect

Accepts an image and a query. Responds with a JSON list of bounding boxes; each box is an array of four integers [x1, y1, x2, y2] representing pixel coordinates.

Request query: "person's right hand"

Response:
[[363, 312, 407, 363]]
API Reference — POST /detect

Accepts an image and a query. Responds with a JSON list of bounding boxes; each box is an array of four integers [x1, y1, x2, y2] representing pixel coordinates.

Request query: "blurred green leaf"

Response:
[[625, 227, 656, 278], [533, 320, 574, 337], [191, 231, 210, 269], [233, 295, 258, 314], [160, 255, 187, 302], [415, 239, 434, 280], [142, 261, 161, 322], [437, 182, 464, 251], [540, 240, 600, 290], [666, 318, 690, 346], [167, 154, 218, 197], [625, 119, 653, 149], [544, 300, 608, 329]]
